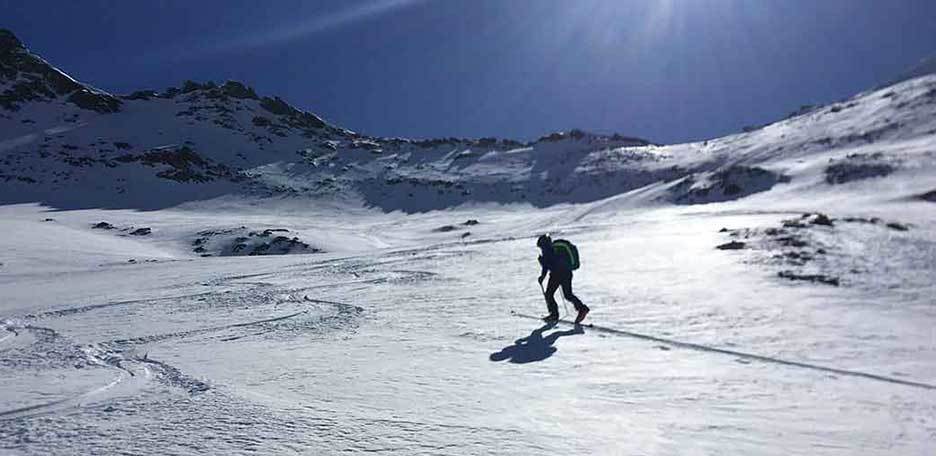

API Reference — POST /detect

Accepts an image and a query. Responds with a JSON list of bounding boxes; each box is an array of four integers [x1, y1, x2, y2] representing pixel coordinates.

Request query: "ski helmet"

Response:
[[536, 234, 551, 248]]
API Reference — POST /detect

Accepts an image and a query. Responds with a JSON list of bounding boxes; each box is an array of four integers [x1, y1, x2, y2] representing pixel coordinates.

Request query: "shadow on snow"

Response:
[[489, 322, 584, 364]]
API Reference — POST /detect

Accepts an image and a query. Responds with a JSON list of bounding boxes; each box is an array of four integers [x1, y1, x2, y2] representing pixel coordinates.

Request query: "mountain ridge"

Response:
[[1, 29, 934, 213]]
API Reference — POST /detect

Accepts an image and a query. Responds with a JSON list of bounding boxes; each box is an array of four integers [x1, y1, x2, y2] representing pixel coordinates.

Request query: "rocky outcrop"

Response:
[[260, 96, 328, 130], [672, 166, 790, 205], [825, 152, 896, 184], [716, 241, 746, 250], [123, 90, 158, 100], [220, 80, 259, 99], [917, 189, 936, 202], [717, 212, 914, 289], [67, 88, 121, 112], [535, 129, 651, 147], [0, 29, 121, 113], [114, 146, 239, 183], [191, 227, 320, 257]]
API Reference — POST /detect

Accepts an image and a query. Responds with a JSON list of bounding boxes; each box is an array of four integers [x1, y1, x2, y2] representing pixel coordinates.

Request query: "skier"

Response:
[[536, 234, 590, 324]]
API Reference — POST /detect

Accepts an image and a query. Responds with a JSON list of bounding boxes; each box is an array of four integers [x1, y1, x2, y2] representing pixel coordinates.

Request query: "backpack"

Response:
[[552, 239, 580, 270]]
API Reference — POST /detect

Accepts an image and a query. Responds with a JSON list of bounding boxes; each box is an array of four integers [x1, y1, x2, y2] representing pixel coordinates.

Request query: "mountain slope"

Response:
[[1, 29, 935, 213]]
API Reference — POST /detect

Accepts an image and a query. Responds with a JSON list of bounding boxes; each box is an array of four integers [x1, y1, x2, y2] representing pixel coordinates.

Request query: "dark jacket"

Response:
[[539, 243, 571, 276]]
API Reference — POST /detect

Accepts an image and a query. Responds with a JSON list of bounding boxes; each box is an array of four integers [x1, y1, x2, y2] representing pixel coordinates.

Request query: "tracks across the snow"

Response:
[[0, 255, 388, 422], [0, 360, 152, 421], [513, 312, 936, 391]]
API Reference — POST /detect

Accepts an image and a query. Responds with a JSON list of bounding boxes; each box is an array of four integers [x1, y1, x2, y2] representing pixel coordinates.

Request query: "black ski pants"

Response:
[[543, 270, 588, 317]]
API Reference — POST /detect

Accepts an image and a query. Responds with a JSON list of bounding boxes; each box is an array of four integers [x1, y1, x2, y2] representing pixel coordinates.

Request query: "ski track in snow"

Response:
[[0, 259, 378, 426], [1, 244, 550, 454], [513, 313, 936, 391]]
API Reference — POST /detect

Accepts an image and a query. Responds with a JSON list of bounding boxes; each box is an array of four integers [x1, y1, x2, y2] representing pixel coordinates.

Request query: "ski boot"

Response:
[[574, 307, 589, 325]]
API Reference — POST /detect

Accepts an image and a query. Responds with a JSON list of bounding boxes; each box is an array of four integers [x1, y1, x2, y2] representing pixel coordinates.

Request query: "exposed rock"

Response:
[[538, 131, 566, 142], [260, 96, 292, 115], [825, 152, 897, 185], [916, 189, 936, 202], [123, 90, 157, 100], [786, 104, 816, 119], [259, 96, 327, 130], [66, 89, 120, 112], [841, 216, 882, 225], [114, 146, 238, 183], [719, 211, 918, 290], [716, 241, 746, 250], [191, 226, 320, 256], [0, 29, 121, 112], [220, 81, 258, 99], [130, 227, 151, 236], [463, 219, 480, 226], [433, 225, 457, 232], [809, 213, 834, 227], [0, 29, 23, 54], [534, 129, 650, 146], [775, 236, 808, 248], [672, 166, 790, 205], [885, 222, 909, 231], [777, 271, 840, 287], [181, 80, 210, 93], [92, 221, 115, 230]]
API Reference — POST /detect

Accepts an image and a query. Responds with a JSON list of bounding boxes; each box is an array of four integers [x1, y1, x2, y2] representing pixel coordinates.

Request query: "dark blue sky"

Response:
[[3, 0, 935, 143]]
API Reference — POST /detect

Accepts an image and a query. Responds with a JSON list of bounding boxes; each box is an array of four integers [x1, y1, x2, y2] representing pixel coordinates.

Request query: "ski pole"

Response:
[[559, 293, 571, 320]]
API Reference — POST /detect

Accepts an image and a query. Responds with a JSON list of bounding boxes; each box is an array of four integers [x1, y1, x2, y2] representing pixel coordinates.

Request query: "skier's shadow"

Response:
[[489, 322, 584, 364]]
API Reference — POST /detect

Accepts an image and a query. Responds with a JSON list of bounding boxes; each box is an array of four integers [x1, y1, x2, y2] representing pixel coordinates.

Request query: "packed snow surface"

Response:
[[2, 185, 935, 455]]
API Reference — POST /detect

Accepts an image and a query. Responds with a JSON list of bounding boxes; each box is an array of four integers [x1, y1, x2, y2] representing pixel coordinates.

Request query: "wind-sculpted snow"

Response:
[[0, 261, 372, 425], [0, 389, 535, 455], [2, 205, 936, 454]]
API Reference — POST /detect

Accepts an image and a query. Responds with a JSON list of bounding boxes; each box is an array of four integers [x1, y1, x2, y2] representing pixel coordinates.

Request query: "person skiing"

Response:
[[536, 234, 589, 324]]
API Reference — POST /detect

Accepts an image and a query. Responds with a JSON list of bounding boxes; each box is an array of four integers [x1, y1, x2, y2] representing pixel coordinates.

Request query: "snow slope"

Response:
[[2, 199, 935, 455], [1, 29, 936, 455]]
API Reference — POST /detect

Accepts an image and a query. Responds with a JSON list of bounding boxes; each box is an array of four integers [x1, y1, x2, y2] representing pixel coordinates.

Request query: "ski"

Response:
[[511, 311, 593, 328]]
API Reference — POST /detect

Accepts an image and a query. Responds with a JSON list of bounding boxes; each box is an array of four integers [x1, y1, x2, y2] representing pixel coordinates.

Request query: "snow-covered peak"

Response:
[[0, 29, 121, 113], [0, 29, 934, 214]]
